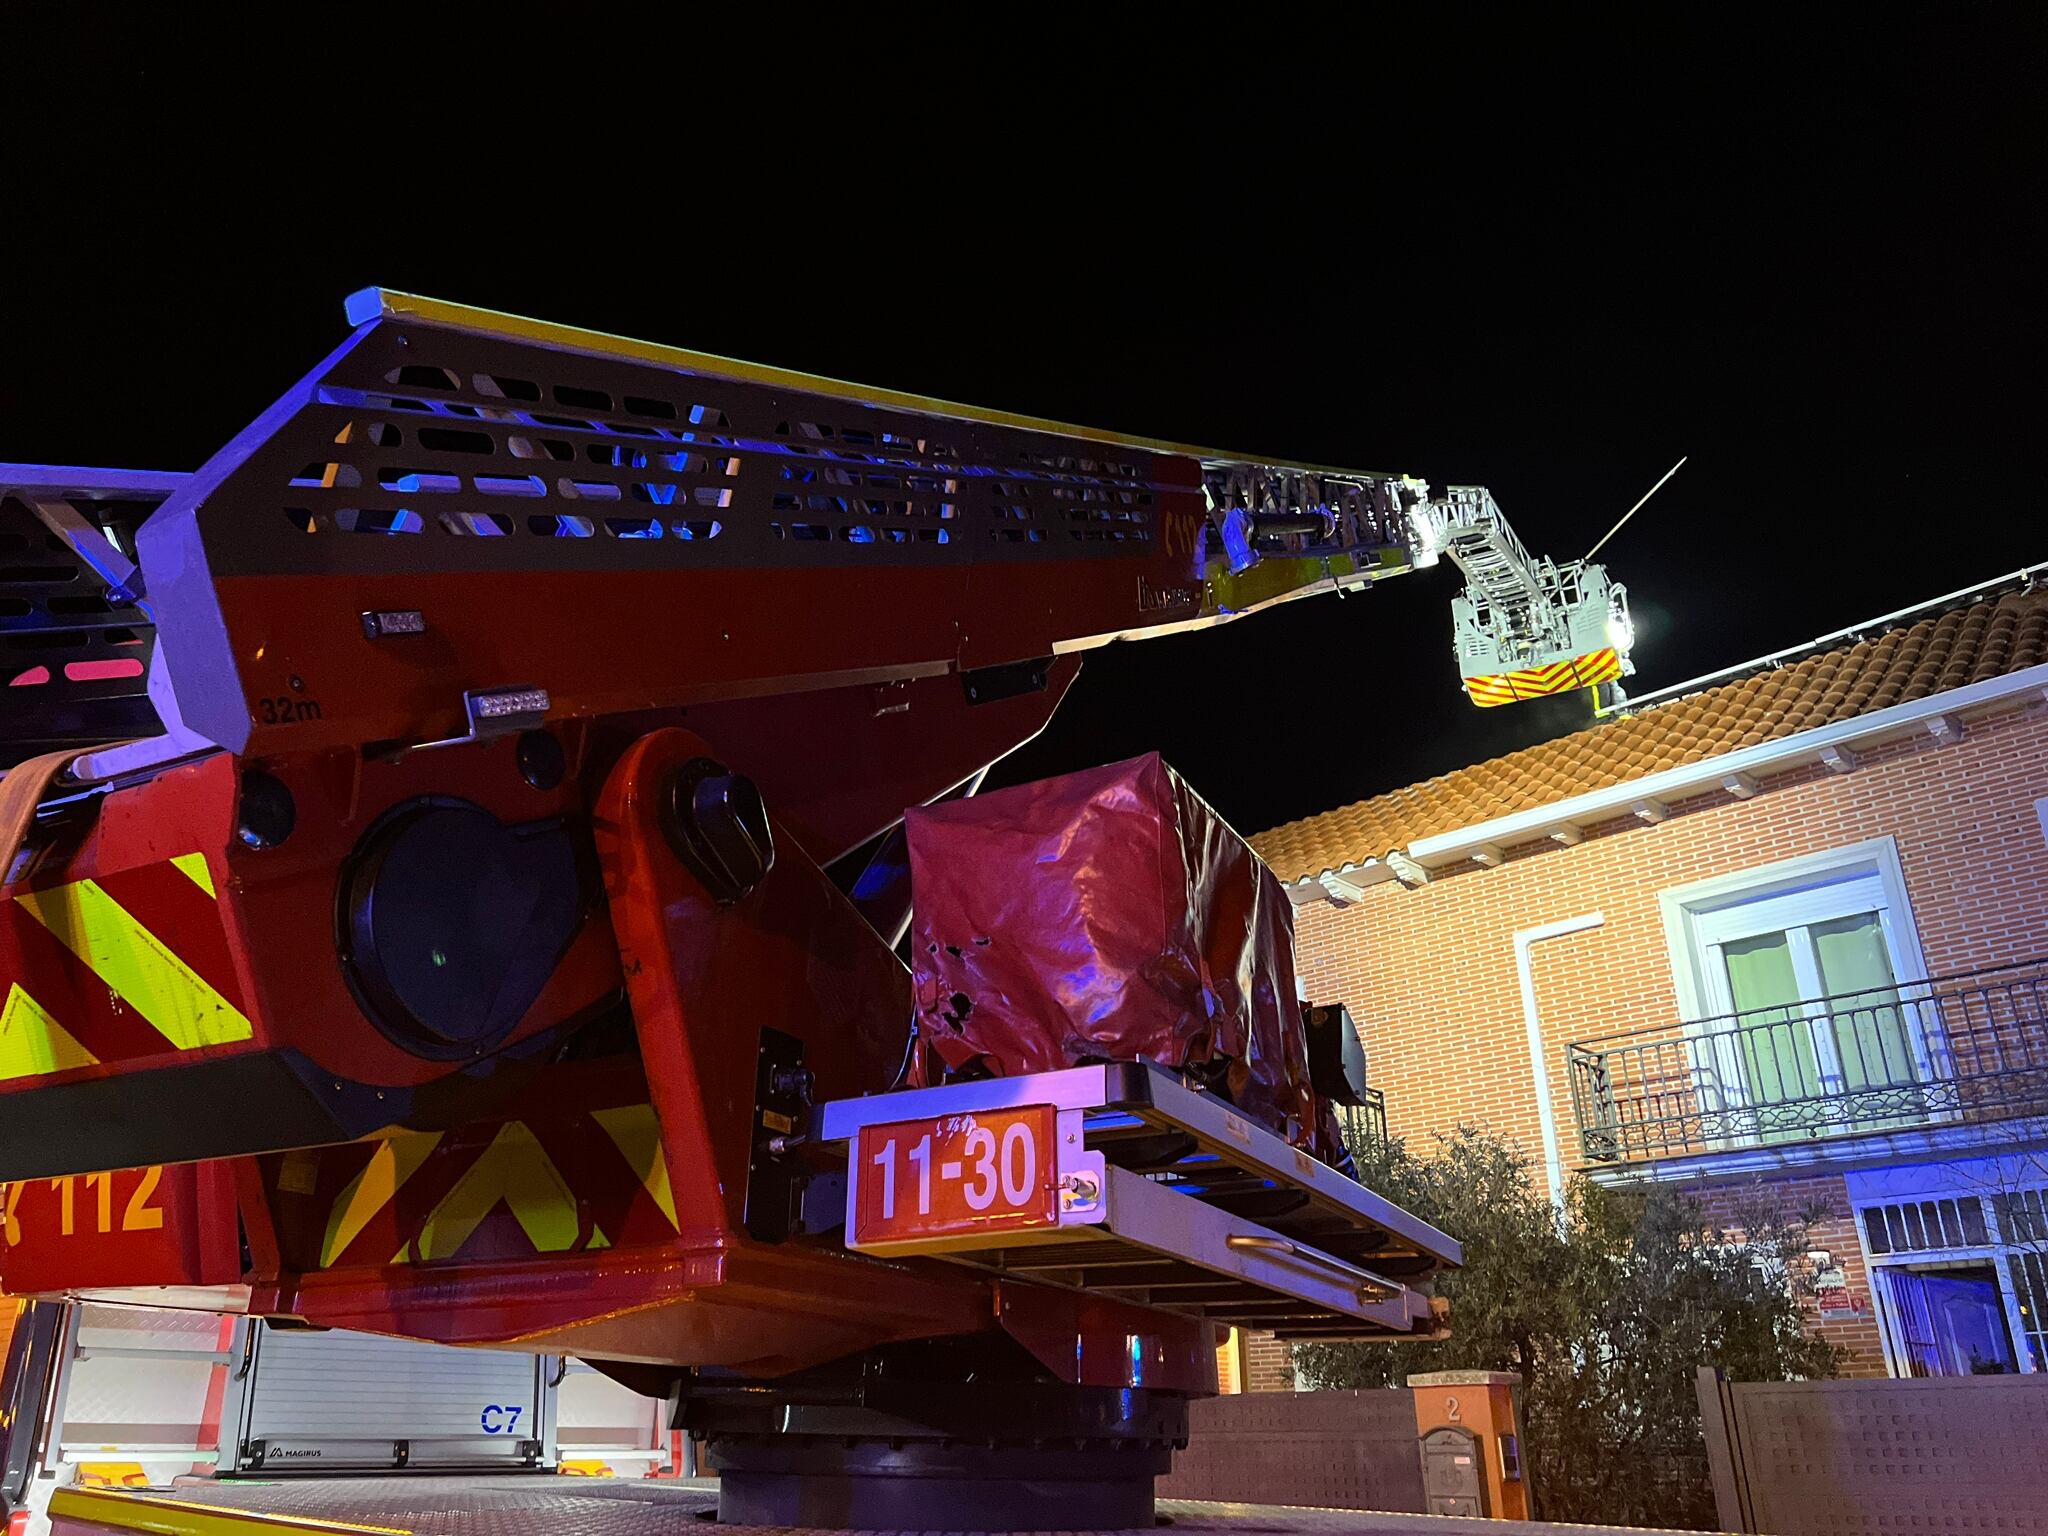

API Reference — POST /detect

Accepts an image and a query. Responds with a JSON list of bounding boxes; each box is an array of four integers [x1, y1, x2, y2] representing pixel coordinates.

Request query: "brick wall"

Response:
[[1690, 1172, 1887, 1368], [1242, 1331, 1296, 1392], [1286, 698, 2048, 1379]]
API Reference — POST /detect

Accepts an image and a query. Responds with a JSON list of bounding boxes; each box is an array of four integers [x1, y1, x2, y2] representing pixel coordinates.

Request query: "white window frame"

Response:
[[1660, 838, 1930, 1023], [1658, 838, 1939, 1147]]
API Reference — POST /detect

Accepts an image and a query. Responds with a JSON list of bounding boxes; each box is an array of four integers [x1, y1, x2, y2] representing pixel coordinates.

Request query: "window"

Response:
[[1660, 840, 1934, 1145], [1863, 1197, 1991, 1255]]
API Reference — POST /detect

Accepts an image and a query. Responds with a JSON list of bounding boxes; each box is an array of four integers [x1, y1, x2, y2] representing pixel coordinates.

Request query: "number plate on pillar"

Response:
[[853, 1106, 1059, 1248]]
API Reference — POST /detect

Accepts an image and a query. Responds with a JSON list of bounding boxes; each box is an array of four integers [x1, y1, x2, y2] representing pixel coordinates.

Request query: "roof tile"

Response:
[[1251, 587, 2048, 882]]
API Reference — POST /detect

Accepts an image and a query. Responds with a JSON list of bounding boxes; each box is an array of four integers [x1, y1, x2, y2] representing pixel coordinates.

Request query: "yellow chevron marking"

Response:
[[591, 1103, 680, 1230], [170, 852, 215, 898], [1467, 648, 1622, 706], [0, 982, 98, 1082], [405, 1121, 579, 1261], [13, 879, 251, 1051], [321, 1130, 445, 1268]]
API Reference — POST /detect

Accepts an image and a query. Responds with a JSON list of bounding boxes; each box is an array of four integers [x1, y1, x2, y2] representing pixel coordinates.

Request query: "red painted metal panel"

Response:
[[0, 1160, 238, 1293]]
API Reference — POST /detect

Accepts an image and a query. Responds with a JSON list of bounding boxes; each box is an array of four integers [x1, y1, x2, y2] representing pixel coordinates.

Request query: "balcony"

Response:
[[1339, 1086, 1388, 1148], [1567, 959, 2048, 1166]]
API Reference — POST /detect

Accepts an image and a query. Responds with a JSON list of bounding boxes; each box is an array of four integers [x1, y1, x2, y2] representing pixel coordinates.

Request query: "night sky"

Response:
[[6, 13, 2041, 835]]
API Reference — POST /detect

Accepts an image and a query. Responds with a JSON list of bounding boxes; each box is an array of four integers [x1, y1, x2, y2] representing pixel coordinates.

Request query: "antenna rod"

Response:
[[1586, 455, 1686, 562]]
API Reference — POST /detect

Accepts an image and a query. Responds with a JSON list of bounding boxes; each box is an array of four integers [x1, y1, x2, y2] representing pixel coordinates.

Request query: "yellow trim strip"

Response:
[[351, 288, 1402, 479], [48, 1487, 409, 1536], [13, 879, 252, 1052]]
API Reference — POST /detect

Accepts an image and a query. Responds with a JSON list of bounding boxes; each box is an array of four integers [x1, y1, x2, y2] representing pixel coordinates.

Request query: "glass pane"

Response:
[[1724, 929, 1803, 1014], [1723, 931, 1822, 1131], [1938, 1201, 1964, 1247], [1812, 912, 1916, 1092], [2008, 1190, 2048, 1245], [1963, 1199, 1989, 1246]]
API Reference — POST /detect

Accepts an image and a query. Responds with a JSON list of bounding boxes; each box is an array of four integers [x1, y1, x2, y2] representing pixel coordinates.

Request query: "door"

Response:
[[1694, 875, 1928, 1142], [1877, 1265, 2019, 1377]]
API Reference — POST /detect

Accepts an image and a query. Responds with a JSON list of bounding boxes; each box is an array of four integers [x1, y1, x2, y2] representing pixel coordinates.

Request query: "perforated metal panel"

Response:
[[215, 324, 1176, 576], [1157, 1388, 1427, 1513], [1730, 1374, 2048, 1534], [0, 478, 170, 764]]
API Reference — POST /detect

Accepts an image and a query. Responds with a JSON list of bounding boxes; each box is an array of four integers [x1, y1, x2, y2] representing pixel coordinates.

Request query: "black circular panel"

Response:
[[237, 769, 296, 850], [516, 728, 566, 791], [338, 799, 585, 1059]]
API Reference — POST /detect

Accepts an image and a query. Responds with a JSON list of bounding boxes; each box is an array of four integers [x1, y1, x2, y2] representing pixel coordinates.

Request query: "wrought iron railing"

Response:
[[1568, 958, 2048, 1163], [1341, 1086, 1388, 1148]]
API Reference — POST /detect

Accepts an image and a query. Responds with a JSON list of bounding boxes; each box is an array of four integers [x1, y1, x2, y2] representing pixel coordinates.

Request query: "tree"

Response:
[[1295, 1126, 1838, 1528]]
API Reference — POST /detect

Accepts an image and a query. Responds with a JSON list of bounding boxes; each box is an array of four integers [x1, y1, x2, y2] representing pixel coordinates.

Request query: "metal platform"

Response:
[[43, 1476, 1722, 1536], [814, 1063, 1461, 1340]]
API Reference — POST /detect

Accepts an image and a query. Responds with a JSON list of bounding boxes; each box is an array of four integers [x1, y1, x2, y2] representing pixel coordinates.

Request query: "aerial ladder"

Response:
[[0, 292, 1625, 1533]]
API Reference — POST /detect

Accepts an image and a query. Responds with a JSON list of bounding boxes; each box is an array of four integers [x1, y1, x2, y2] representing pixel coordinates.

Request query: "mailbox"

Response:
[[1409, 1370, 1527, 1520]]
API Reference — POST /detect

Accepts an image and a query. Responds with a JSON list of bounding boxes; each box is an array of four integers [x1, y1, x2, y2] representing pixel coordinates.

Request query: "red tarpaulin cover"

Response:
[[907, 753, 1331, 1153]]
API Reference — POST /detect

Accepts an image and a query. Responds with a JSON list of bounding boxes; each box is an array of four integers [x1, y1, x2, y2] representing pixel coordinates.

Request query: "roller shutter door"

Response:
[[238, 1325, 546, 1472]]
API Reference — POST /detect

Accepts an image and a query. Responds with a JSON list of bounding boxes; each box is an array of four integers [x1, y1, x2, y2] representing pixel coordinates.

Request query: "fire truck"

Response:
[[0, 292, 1629, 1533]]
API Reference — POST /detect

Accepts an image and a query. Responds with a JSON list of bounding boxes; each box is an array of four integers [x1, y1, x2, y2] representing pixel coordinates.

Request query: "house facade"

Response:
[[1247, 584, 2048, 1385]]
